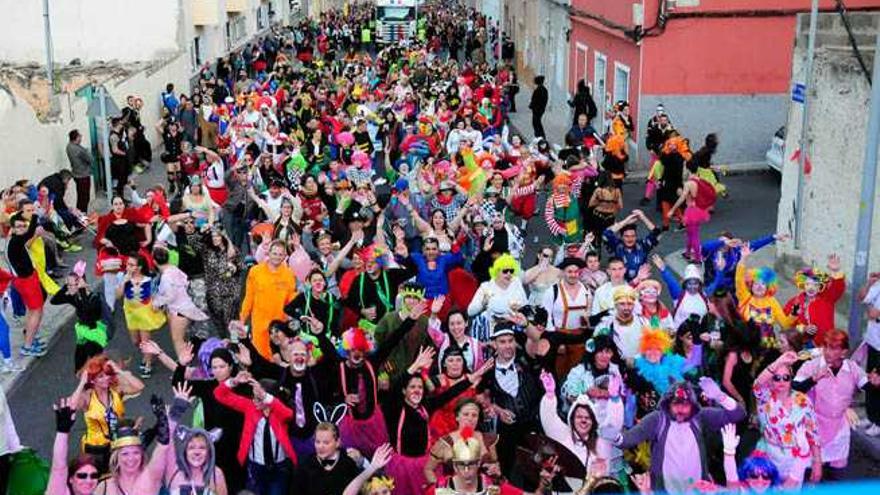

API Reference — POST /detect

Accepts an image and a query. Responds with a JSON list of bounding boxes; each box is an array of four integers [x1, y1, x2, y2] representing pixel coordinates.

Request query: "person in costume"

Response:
[[384, 346, 490, 495], [333, 306, 426, 459], [236, 239, 299, 359], [595, 286, 649, 362], [214, 374, 297, 495], [424, 398, 500, 486], [287, 269, 342, 337], [793, 329, 880, 480], [152, 246, 210, 364], [46, 398, 103, 495], [540, 370, 623, 478], [783, 254, 845, 348], [625, 327, 686, 420], [467, 254, 528, 343], [721, 426, 783, 494], [93, 424, 145, 495], [341, 444, 394, 495], [668, 162, 718, 262], [344, 244, 416, 326], [426, 426, 556, 495], [67, 355, 145, 474], [861, 272, 880, 436], [539, 257, 592, 376], [586, 172, 623, 255], [652, 254, 724, 329], [7, 208, 51, 357], [50, 261, 109, 373], [735, 244, 796, 351], [544, 172, 584, 247], [427, 304, 487, 374], [94, 196, 150, 313], [373, 282, 437, 386], [116, 254, 166, 378], [657, 132, 691, 230], [562, 333, 623, 405], [606, 377, 745, 493], [752, 351, 822, 487], [296, 421, 363, 495], [635, 279, 673, 331]]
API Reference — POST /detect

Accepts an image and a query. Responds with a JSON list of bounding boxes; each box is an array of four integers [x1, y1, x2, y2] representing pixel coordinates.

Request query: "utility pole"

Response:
[[42, 0, 55, 93], [847, 31, 880, 344], [794, 0, 819, 249], [97, 86, 113, 201]]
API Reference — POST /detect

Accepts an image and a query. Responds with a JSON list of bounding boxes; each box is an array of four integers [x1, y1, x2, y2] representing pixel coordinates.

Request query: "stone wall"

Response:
[[775, 12, 880, 284]]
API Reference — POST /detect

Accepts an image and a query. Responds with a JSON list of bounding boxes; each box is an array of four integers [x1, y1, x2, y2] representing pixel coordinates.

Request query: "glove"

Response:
[[721, 424, 739, 455], [150, 395, 170, 445], [169, 397, 192, 424], [54, 401, 76, 433], [698, 377, 724, 402], [540, 371, 556, 396]]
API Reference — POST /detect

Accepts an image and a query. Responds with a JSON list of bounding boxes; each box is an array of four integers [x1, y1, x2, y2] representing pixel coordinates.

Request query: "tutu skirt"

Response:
[[339, 410, 388, 458], [386, 453, 428, 495], [682, 205, 710, 227], [510, 193, 536, 219]]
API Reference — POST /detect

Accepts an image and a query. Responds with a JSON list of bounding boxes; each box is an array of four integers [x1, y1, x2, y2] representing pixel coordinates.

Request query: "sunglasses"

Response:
[[748, 472, 771, 480], [772, 374, 792, 382], [501, 269, 515, 275], [454, 461, 479, 468], [74, 471, 101, 480]]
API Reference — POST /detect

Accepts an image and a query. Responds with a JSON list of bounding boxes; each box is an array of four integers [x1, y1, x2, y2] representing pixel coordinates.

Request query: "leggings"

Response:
[[685, 223, 703, 261], [0, 313, 9, 359], [867, 346, 880, 425]]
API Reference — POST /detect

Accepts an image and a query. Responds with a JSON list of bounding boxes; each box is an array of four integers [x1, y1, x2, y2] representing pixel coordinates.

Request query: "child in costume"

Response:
[[116, 255, 167, 378], [543, 172, 584, 247], [783, 254, 845, 348], [735, 245, 796, 351], [626, 326, 686, 420]]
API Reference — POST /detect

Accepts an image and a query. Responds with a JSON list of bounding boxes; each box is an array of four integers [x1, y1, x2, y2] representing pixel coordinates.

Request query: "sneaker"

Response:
[[133, 165, 145, 174], [20, 345, 47, 357], [866, 424, 880, 437], [62, 243, 83, 253], [32, 336, 47, 349], [0, 358, 23, 373]]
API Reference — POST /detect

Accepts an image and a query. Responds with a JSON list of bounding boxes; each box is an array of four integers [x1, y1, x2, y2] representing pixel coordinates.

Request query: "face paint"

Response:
[[684, 279, 701, 293]]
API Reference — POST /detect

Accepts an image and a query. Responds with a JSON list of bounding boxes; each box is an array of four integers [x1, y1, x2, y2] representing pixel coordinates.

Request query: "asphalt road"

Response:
[[12, 170, 877, 479]]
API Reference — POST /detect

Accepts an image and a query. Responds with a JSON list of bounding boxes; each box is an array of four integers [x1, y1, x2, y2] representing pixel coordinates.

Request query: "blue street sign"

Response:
[[792, 82, 806, 103]]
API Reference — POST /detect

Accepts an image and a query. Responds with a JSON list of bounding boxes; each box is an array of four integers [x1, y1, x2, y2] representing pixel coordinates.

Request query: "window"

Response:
[[191, 36, 202, 70], [574, 42, 588, 92], [257, 4, 268, 30], [226, 13, 247, 49], [613, 62, 631, 105], [594, 51, 608, 129]]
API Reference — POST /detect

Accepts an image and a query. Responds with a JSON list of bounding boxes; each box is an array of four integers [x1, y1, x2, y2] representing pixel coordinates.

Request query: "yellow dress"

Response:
[[122, 276, 167, 332]]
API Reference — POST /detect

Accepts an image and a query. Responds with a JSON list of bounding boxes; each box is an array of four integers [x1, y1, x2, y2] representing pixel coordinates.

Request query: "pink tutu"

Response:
[[339, 409, 389, 458], [386, 453, 428, 495], [682, 205, 711, 226]]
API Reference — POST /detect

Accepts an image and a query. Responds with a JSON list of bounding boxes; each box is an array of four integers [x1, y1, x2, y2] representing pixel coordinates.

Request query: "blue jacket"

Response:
[[409, 251, 464, 299], [700, 234, 776, 293], [604, 228, 662, 282]]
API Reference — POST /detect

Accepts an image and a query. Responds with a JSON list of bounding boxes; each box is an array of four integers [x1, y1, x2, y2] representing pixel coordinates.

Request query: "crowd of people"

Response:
[[2, 1, 880, 495]]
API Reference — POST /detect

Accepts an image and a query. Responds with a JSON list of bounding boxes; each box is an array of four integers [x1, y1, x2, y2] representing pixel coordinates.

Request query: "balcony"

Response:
[[226, 0, 249, 13], [192, 0, 219, 26]]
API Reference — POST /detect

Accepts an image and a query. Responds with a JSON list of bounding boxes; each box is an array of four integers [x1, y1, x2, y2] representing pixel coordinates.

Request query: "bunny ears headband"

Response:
[[313, 402, 348, 426]]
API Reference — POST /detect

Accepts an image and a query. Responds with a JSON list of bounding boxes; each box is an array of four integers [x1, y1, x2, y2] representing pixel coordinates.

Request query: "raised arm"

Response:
[[343, 444, 394, 495], [47, 399, 77, 495]]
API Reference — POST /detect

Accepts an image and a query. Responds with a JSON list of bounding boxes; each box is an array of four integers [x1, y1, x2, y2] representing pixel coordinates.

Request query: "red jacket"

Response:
[[214, 381, 298, 467], [783, 276, 845, 346]]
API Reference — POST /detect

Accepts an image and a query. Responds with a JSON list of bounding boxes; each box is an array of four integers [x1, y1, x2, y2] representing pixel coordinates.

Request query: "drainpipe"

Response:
[[42, 0, 55, 94], [794, 0, 819, 250]]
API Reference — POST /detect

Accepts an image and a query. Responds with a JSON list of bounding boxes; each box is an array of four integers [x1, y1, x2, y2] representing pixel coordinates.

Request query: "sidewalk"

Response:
[[1, 162, 166, 394], [663, 247, 880, 460], [506, 83, 769, 178]]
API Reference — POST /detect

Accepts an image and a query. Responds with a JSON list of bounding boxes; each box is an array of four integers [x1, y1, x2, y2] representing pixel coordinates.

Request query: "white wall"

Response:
[[0, 0, 182, 65]]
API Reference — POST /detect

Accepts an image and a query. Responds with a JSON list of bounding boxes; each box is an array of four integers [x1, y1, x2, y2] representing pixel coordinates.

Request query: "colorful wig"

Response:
[[359, 243, 389, 269], [794, 267, 829, 291], [336, 327, 375, 358], [291, 332, 323, 362], [197, 338, 227, 379], [738, 451, 781, 487], [639, 327, 673, 354], [604, 134, 627, 160], [551, 172, 573, 190], [489, 254, 521, 280], [746, 267, 779, 296]]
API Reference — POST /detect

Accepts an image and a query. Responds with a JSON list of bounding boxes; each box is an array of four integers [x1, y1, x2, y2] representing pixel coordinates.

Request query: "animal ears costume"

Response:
[[173, 425, 222, 482], [313, 402, 348, 425]]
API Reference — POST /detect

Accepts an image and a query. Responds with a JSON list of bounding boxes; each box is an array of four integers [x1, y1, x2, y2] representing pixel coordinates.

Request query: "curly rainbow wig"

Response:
[[336, 327, 375, 358], [639, 327, 673, 355], [746, 267, 778, 296], [489, 254, 521, 280], [794, 267, 829, 291]]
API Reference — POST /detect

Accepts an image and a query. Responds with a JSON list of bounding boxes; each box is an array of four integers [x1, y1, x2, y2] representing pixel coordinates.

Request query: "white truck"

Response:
[[374, 0, 420, 44]]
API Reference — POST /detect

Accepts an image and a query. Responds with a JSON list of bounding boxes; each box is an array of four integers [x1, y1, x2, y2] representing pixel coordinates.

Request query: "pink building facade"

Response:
[[569, 0, 880, 167]]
